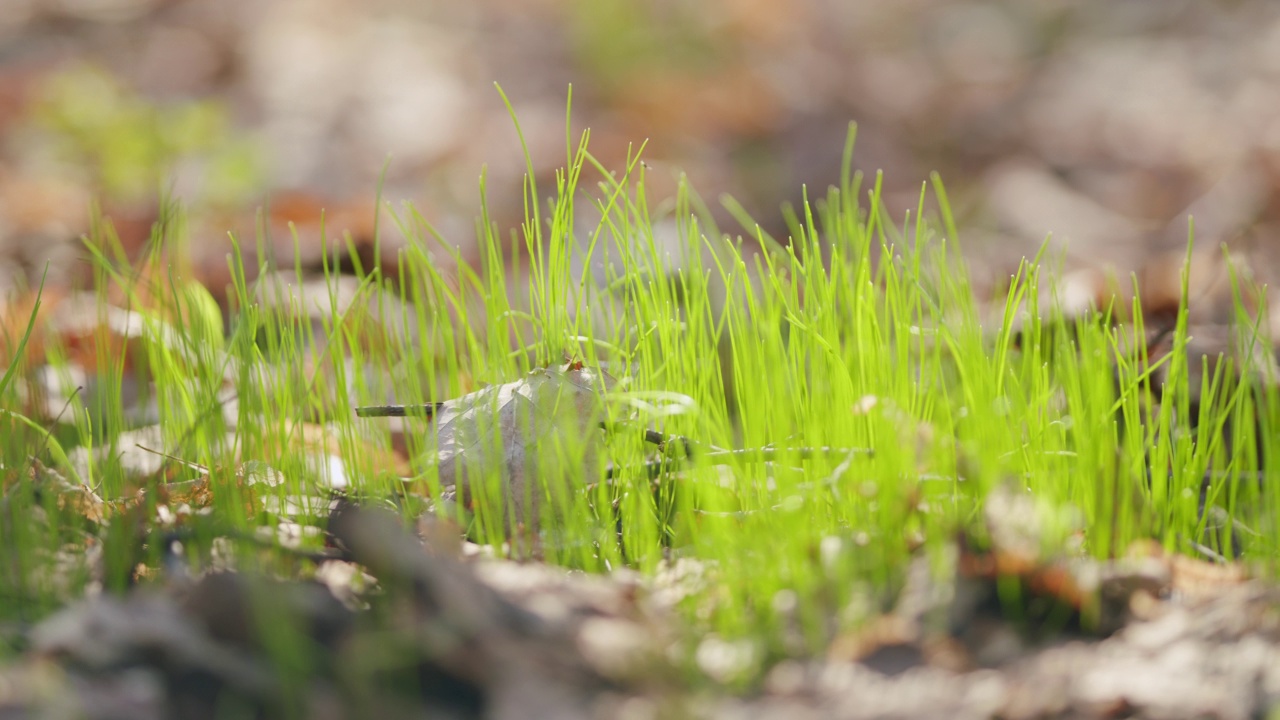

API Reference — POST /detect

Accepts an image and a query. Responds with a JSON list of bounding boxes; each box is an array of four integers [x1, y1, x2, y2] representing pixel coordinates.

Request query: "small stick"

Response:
[[1180, 536, 1229, 565], [136, 444, 209, 473], [605, 445, 874, 480], [641, 428, 699, 457], [636, 426, 872, 463], [355, 403, 447, 418]]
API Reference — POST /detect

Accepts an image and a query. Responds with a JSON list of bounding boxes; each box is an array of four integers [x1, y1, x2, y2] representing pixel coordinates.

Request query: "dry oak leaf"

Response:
[[424, 362, 617, 527]]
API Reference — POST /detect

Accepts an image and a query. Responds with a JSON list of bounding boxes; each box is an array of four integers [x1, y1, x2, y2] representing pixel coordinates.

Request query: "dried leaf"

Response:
[[425, 362, 616, 526]]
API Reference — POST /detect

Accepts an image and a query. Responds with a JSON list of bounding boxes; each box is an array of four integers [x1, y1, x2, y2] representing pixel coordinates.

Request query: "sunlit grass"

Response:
[[0, 96, 1276, 685]]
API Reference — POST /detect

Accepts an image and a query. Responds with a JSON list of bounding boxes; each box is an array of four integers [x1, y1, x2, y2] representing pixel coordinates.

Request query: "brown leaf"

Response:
[[422, 362, 616, 527]]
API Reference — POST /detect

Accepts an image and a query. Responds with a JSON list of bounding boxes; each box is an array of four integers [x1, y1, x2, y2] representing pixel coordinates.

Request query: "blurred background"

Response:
[[2, 0, 1280, 306]]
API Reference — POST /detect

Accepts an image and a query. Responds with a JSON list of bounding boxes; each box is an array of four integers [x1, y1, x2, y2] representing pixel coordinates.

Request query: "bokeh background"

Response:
[[3, 0, 1280, 303]]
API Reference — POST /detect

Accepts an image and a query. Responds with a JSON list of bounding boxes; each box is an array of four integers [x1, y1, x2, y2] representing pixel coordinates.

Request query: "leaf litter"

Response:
[[0, 473, 1275, 719], [5, 343, 1275, 718], [414, 360, 616, 530]]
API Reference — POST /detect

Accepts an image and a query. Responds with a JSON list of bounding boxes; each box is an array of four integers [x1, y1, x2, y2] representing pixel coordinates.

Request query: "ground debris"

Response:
[[0, 498, 671, 720], [366, 361, 617, 530], [4, 491, 1280, 719], [742, 484, 1280, 720], [713, 573, 1280, 720]]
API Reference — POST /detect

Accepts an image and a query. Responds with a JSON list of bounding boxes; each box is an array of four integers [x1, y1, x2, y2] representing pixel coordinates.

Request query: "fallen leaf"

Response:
[[407, 361, 616, 528]]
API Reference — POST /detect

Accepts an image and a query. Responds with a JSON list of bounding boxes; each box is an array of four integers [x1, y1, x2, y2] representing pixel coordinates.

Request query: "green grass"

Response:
[[1, 98, 1277, 687]]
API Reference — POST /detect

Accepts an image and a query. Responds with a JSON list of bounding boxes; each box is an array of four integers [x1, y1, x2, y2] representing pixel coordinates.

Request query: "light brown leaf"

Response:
[[428, 362, 616, 528]]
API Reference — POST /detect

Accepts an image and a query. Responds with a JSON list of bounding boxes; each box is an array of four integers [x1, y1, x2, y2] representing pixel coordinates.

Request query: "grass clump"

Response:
[[0, 99, 1276, 690]]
